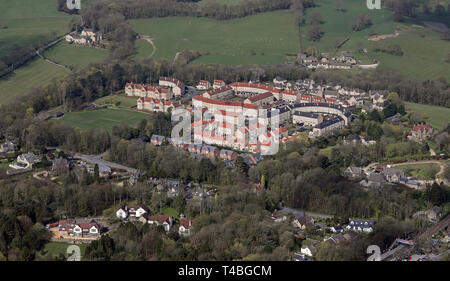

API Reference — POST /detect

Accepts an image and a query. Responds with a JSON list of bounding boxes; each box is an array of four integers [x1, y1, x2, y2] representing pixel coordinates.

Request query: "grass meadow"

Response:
[[0, 0, 73, 58], [300, 0, 450, 81], [0, 58, 70, 104], [53, 107, 149, 132], [130, 10, 300, 65], [43, 42, 109, 68], [405, 102, 450, 131]]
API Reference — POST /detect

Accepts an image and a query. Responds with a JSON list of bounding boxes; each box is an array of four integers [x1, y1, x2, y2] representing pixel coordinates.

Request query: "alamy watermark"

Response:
[[171, 106, 280, 156], [367, 0, 381, 10], [67, 0, 81, 10], [67, 245, 81, 261]]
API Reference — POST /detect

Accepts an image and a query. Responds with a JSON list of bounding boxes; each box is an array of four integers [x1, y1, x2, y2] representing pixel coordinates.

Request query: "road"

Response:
[[280, 207, 333, 219], [364, 160, 447, 180], [75, 152, 138, 174]]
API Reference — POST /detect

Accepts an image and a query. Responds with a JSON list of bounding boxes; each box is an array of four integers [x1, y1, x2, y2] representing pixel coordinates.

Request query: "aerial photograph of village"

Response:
[[0, 0, 448, 271]]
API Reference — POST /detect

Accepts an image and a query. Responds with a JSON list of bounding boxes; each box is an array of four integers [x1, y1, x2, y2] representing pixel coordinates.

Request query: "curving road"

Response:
[[364, 160, 447, 180]]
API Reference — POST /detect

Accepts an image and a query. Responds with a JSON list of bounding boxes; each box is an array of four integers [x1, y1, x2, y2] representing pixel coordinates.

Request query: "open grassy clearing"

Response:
[[158, 207, 179, 218], [0, 58, 70, 104], [361, 24, 450, 81], [130, 10, 300, 65], [405, 102, 450, 131], [134, 39, 154, 59], [53, 108, 149, 132], [300, 0, 449, 80], [94, 95, 138, 109], [198, 0, 246, 6], [43, 41, 109, 68], [395, 163, 440, 180], [43, 241, 87, 258], [0, 41, 108, 105], [300, 0, 395, 53], [0, 0, 73, 58]]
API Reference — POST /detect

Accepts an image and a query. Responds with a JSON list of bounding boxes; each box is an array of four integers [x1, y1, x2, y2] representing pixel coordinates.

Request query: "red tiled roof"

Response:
[[160, 77, 185, 88], [247, 92, 273, 102], [205, 86, 232, 97], [283, 89, 299, 96], [179, 219, 192, 229], [230, 82, 281, 94]]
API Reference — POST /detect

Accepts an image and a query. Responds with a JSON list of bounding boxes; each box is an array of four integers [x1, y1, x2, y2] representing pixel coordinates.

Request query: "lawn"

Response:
[[158, 207, 179, 218], [43, 41, 109, 68], [94, 95, 138, 109], [395, 163, 440, 180], [43, 241, 87, 259], [405, 102, 450, 131], [0, 58, 70, 104], [0, 0, 73, 58], [130, 10, 300, 65], [53, 107, 150, 132]]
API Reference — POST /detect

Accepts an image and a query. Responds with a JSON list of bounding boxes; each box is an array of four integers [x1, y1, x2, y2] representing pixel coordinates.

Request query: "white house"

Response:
[[116, 205, 149, 219], [346, 219, 374, 233], [148, 214, 173, 232], [178, 219, 192, 236], [196, 80, 211, 90]]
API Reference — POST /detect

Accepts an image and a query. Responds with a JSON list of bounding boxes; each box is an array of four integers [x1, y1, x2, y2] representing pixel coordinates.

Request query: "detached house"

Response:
[[383, 167, 405, 183], [148, 214, 173, 232], [409, 124, 433, 142], [10, 153, 40, 169], [57, 219, 102, 238], [116, 205, 150, 219], [344, 166, 363, 180], [0, 140, 16, 153], [293, 215, 314, 229], [178, 219, 193, 236]]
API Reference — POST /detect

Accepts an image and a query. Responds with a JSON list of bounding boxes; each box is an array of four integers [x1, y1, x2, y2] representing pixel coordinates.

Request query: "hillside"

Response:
[[130, 10, 300, 65], [0, 0, 73, 58], [300, 0, 450, 81]]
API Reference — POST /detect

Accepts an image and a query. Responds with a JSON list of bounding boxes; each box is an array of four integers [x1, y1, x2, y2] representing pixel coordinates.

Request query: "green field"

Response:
[[54, 107, 149, 132], [0, 0, 73, 57], [300, 0, 450, 80], [44, 42, 109, 68], [198, 0, 246, 6], [0, 58, 70, 104], [134, 39, 154, 59], [366, 24, 450, 81], [395, 163, 440, 180], [94, 95, 138, 109], [43, 242, 87, 258], [405, 102, 450, 131], [300, 0, 395, 53], [130, 10, 300, 65]]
